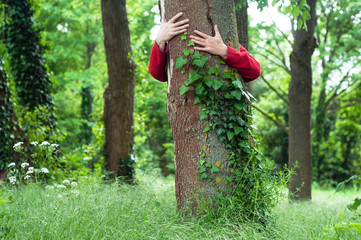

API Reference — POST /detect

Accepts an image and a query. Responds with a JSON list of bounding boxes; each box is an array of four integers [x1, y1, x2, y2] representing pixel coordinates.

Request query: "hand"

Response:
[[189, 25, 228, 59], [155, 12, 189, 51]]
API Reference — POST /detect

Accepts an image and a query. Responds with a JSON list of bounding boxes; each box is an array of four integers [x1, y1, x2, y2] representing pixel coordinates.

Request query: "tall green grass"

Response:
[[0, 174, 360, 239]]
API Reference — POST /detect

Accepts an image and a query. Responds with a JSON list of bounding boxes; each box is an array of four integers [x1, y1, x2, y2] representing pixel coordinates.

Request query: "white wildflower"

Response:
[[13, 142, 23, 149], [8, 162, 16, 168], [40, 141, 50, 146], [71, 182, 77, 186], [71, 190, 79, 195], [9, 176, 16, 184], [45, 185, 54, 189], [26, 167, 34, 174], [21, 162, 30, 168], [57, 184, 66, 189], [24, 175, 31, 180], [41, 168, 49, 173], [63, 179, 70, 184], [58, 194, 63, 198], [30, 141, 38, 146], [51, 143, 59, 148]]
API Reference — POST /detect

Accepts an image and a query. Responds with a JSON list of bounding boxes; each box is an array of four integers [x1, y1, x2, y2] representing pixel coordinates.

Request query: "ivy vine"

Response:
[[176, 32, 275, 221]]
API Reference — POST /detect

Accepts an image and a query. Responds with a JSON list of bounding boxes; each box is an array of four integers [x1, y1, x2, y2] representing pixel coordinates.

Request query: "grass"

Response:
[[0, 173, 360, 240]]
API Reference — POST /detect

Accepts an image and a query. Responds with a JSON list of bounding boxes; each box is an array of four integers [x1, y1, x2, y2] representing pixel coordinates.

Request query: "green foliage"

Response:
[[2, 0, 53, 118], [178, 46, 290, 221]]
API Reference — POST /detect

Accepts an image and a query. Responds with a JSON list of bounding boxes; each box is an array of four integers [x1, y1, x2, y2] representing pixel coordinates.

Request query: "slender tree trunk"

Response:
[[161, 0, 242, 212], [288, 0, 317, 200], [101, 0, 136, 181], [234, 0, 248, 50]]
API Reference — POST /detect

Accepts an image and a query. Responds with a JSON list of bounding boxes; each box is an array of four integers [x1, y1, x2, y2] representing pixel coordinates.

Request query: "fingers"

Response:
[[169, 12, 183, 23], [174, 19, 189, 27], [214, 25, 220, 36], [193, 30, 209, 39]]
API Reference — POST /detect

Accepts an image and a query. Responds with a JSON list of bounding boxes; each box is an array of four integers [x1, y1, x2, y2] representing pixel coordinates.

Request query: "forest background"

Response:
[[0, 0, 360, 238]]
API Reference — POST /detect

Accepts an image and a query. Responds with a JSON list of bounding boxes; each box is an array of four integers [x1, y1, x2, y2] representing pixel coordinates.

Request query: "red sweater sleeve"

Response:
[[148, 41, 168, 82], [222, 45, 261, 82]]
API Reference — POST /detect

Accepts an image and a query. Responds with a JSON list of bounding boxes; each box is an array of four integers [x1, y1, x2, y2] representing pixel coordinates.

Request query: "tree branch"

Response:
[[260, 74, 289, 105], [252, 104, 289, 135], [327, 100, 361, 115]]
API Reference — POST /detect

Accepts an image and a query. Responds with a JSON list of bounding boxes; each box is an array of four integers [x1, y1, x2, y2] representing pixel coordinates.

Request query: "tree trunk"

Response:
[[3, 0, 55, 129], [101, 0, 136, 181], [161, 0, 242, 212], [288, 0, 317, 200], [0, 58, 24, 173], [234, 0, 248, 50]]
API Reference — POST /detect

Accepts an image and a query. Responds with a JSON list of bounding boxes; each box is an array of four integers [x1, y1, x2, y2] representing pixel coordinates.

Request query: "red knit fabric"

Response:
[[148, 41, 261, 83]]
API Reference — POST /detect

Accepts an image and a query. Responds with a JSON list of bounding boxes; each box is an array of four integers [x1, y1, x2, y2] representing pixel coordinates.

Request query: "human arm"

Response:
[[148, 12, 189, 82], [189, 25, 261, 82]]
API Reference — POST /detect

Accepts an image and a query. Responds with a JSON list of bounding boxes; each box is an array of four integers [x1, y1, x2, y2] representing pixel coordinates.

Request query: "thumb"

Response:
[[161, 12, 166, 23], [214, 25, 220, 37]]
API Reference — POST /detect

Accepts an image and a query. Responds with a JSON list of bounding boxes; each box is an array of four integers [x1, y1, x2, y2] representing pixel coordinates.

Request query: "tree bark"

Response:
[[288, 0, 317, 200], [234, 0, 248, 50], [101, 0, 136, 181], [160, 0, 241, 212]]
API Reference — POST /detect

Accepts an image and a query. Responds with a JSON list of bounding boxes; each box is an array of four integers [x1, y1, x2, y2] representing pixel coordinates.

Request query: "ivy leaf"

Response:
[[200, 111, 208, 120], [212, 79, 223, 90], [206, 161, 212, 168], [232, 79, 244, 90], [199, 173, 208, 179], [210, 165, 220, 173], [231, 90, 242, 100], [222, 72, 234, 79], [179, 85, 190, 95], [185, 71, 202, 86], [208, 67, 220, 75], [176, 56, 187, 69], [188, 40, 195, 46], [198, 166, 206, 174], [181, 35, 187, 40], [199, 159, 205, 165], [203, 125, 210, 133], [227, 131, 235, 141], [193, 56, 208, 68], [233, 125, 242, 135], [204, 78, 213, 88], [194, 96, 201, 104], [192, 50, 201, 59], [183, 49, 190, 56]]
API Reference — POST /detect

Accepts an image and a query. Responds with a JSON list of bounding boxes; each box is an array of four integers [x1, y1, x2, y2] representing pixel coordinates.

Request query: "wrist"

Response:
[[220, 44, 228, 59], [156, 39, 166, 51]]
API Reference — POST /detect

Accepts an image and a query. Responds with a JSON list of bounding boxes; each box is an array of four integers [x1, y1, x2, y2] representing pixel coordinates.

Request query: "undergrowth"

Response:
[[0, 173, 360, 239]]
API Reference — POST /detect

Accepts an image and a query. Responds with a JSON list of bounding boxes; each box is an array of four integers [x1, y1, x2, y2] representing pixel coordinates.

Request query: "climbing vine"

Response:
[[176, 32, 290, 221]]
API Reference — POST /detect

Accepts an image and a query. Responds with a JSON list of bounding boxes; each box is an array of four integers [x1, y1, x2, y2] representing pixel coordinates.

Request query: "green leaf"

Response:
[[285, 5, 292, 13], [347, 198, 361, 211], [199, 173, 208, 179], [222, 72, 234, 79], [349, 223, 361, 233], [176, 56, 187, 69], [208, 67, 220, 75], [292, 6, 300, 18], [233, 125, 242, 135], [297, 20, 303, 30], [206, 161, 212, 168], [192, 50, 201, 59], [200, 111, 208, 120], [211, 165, 220, 173], [198, 166, 206, 173], [203, 125, 210, 133], [232, 79, 244, 90], [183, 49, 190, 56], [181, 35, 187, 40], [212, 79, 223, 90], [335, 181, 345, 193], [188, 40, 195, 47], [231, 90, 242, 100], [179, 85, 190, 95], [227, 131, 235, 141], [194, 96, 201, 104], [193, 55, 208, 68], [186, 71, 202, 85], [199, 159, 205, 166]]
